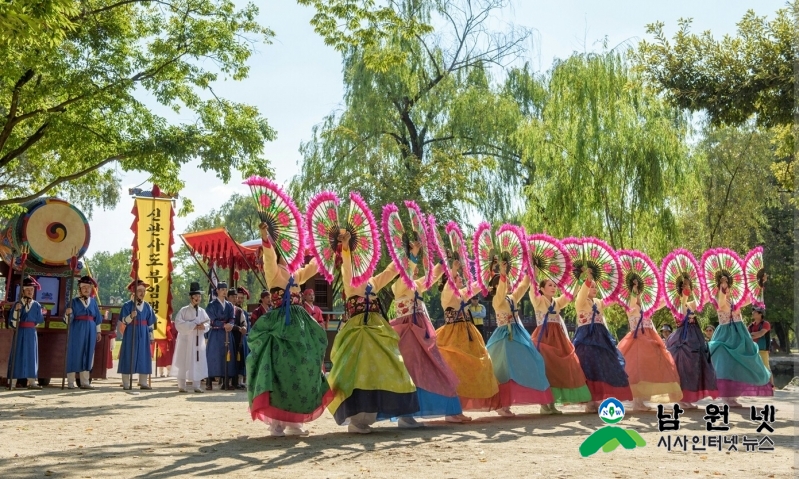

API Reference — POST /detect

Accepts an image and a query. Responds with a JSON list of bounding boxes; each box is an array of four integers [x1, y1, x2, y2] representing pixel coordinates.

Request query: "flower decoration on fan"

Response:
[[306, 191, 341, 282], [426, 215, 456, 293], [527, 233, 571, 296], [701, 248, 745, 310], [473, 222, 496, 296], [744, 246, 765, 309], [562, 237, 621, 304], [405, 200, 434, 289], [446, 221, 474, 296], [496, 224, 529, 291], [345, 192, 381, 287], [243, 176, 304, 273], [617, 250, 662, 318], [381, 203, 416, 290], [660, 248, 705, 320]]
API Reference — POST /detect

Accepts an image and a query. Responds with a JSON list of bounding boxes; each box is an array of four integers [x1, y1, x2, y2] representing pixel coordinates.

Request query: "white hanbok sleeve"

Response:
[[174, 307, 196, 334]]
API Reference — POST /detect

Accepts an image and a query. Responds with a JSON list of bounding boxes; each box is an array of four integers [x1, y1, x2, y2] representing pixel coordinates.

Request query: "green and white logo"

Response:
[[579, 398, 646, 457]]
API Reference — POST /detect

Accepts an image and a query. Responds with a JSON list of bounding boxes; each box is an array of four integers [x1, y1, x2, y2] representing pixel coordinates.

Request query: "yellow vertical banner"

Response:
[[133, 196, 174, 340]]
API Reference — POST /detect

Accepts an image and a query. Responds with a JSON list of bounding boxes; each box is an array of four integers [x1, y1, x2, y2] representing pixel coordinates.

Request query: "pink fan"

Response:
[[405, 201, 434, 289], [661, 248, 705, 320], [617, 250, 662, 318], [496, 224, 529, 291], [473, 222, 495, 296], [562, 237, 621, 304], [446, 221, 474, 296], [243, 176, 305, 273], [744, 246, 765, 309], [427, 215, 457, 293], [701, 248, 746, 310], [306, 191, 341, 282], [381, 204, 415, 290], [527, 233, 571, 295], [346, 192, 380, 288]]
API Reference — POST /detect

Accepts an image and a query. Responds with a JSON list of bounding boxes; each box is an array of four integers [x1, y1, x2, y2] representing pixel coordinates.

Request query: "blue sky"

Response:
[[87, 0, 787, 255]]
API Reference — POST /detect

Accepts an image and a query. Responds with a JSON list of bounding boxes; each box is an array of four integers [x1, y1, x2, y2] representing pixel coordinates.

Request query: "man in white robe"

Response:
[[170, 282, 210, 393]]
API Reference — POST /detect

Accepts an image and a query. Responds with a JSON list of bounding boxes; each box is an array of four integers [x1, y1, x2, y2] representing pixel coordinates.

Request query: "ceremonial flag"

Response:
[[130, 193, 175, 340]]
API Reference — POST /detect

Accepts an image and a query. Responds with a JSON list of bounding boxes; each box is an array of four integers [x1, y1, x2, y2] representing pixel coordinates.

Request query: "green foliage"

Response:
[[0, 0, 275, 217], [83, 249, 133, 305], [292, 0, 530, 225], [635, 7, 797, 192], [296, 0, 434, 72], [508, 52, 690, 257], [0, 0, 79, 48], [676, 122, 778, 252]]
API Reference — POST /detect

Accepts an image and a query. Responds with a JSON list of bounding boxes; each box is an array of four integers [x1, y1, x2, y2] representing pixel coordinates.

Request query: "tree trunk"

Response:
[[773, 321, 790, 353]]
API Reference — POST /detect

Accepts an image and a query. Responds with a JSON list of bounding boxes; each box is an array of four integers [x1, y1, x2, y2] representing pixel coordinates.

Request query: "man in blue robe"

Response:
[[205, 282, 237, 390], [64, 276, 103, 390], [118, 279, 156, 390], [7, 277, 45, 389], [232, 286, 250, 389]]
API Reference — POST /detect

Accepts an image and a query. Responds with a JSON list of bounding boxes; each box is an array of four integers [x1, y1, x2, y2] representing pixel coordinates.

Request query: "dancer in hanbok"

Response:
[[327, 230, 419, 433], [573, 270, 633, 411], [616, 280, 682, 411], [390, 244, 461, 426], [246, 224, 331, 437], [666, 286, 718, 409], [530, 279, 592, 413], [709, 275, 773, 406], [436, 258, 499, 420], [486, 261, 553, 416], [171, 282, 210, 393]]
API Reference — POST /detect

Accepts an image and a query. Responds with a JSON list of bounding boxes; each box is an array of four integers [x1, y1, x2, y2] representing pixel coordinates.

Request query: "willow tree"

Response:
[[291, 0, 529, 223], [507, 52, 691, 258]]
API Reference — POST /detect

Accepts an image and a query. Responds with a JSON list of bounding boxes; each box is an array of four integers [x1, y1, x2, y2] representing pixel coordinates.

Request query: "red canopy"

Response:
[[180, 228, 261, 271]]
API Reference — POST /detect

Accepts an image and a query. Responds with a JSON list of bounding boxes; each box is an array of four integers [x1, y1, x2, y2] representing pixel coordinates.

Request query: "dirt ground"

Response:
[[0, 367, 796, 479]]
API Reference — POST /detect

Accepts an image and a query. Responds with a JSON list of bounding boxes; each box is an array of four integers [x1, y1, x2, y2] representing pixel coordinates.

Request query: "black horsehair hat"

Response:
[[78, 275, 97, 287], [22, 276, 41, 290], [189, 282, 202, 296]]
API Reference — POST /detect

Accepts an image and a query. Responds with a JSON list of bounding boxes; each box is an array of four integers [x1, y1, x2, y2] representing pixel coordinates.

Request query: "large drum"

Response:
[[0, 198, 90, 270]]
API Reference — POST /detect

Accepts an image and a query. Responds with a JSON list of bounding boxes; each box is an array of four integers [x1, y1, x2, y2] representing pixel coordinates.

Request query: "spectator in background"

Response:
[[302, 289, 326, 329], [659, 324, 672, 342], [703, 324, 715, 342], [468, 296, 487, 341], [748, 306, 773, 386], [250, 291, 272, 328]]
